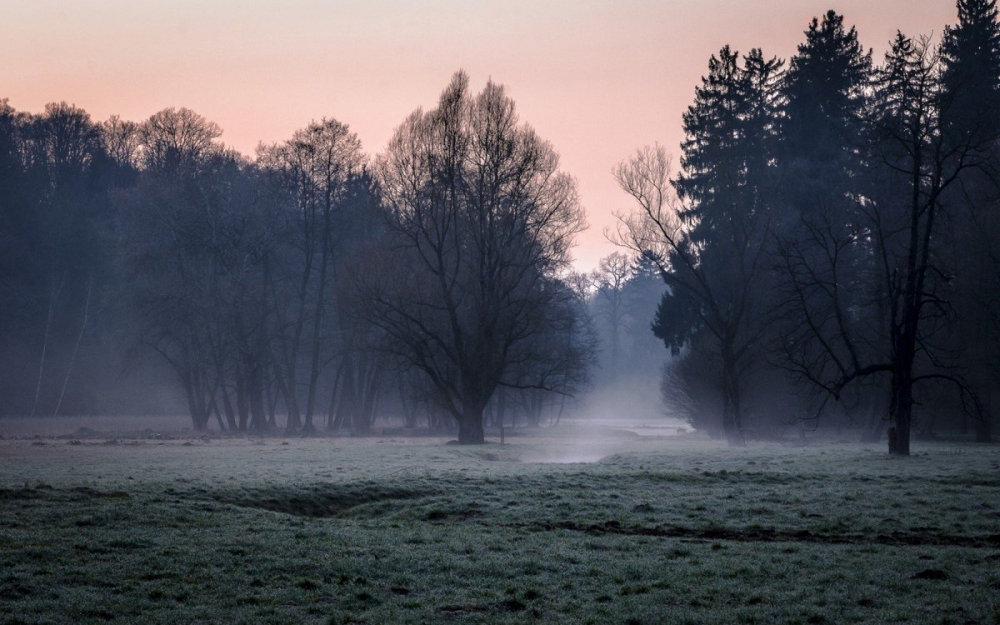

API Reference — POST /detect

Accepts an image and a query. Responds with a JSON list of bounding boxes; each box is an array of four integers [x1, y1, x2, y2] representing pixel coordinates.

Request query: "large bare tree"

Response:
[[368, 71, 586, 443]]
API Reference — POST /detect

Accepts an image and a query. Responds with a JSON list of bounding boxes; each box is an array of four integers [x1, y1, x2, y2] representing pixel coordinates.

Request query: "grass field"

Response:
[[1, 420, 998, 624]]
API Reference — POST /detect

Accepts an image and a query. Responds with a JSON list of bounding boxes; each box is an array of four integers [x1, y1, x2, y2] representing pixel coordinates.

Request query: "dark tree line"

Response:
[[615, 2, 1000, 454], [0, 101, 121, 418], [0, 76, 595, 443], [6, 3, 998, 455]]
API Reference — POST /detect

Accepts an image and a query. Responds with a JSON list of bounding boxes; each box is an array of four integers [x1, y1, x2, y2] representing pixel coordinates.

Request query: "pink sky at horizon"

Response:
[[2, 0, 958, 271]]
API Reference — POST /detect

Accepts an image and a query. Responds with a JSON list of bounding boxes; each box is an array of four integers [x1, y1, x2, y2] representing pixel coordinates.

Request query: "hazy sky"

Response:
[[1, 0, 957, 270]]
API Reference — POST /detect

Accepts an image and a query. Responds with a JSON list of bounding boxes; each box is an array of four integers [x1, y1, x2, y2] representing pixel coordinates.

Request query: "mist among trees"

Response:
[[2, 2, 1000, 456]]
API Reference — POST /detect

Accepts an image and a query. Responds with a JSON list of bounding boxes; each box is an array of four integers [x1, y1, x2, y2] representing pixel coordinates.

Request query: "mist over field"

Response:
[[3, 1, 1000, 623]]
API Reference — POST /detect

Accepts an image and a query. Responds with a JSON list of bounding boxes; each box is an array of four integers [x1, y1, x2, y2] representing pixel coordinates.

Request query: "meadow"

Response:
[[1, 419, 998, 624]]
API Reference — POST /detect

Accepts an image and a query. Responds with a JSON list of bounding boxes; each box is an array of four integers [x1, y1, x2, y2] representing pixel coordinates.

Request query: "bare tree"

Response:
[[775, 35, 995, 455], [257, 118, 365, 432], [101, 115, 141, 170], [367, 71, 586, 444], [25, 103, 105, 416], [139, 108, 222, 175], [119, 110, 277, 430]]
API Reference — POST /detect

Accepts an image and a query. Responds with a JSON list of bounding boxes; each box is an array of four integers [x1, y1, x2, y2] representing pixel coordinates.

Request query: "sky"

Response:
[[1, 0, 958, 271]]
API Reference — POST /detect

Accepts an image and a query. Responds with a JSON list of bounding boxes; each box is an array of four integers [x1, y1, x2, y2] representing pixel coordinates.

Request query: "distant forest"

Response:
[[2, 1, 999, 454]]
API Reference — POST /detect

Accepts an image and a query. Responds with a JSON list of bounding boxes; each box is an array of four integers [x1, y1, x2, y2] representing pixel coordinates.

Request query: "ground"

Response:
[[0, 417, 998, 624]]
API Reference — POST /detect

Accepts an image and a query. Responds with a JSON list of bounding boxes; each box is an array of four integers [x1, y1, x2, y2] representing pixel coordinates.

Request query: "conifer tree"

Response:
[[781, 10, 871, 224], [617, 47, 784, 445], [940, 0, 1000, 442], [940, 0, 1000, 143]]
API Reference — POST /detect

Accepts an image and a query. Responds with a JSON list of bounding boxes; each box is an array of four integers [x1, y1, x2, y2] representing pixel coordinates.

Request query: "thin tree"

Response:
[[258, 119, 365, 432]]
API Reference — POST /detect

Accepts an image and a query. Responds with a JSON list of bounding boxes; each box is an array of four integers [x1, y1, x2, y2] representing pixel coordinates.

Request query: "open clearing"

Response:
[[1, 422, 999, 624]]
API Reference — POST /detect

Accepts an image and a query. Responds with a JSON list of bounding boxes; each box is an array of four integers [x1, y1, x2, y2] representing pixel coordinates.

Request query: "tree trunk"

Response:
[[236, 377, 249, 431], [974, 416, 992, 443], [31, 278, 64, 416], [54, 274, 93, 416], [352, 358, 374, 435], [484, 397, 495, 428], [284, 387, 302, 433], [304, 209, 334, 433], [553, 393, 567, 426], [185, 377, 210, 432], [336, 362, 357, 432], [249, 387, 267, 431], [524, 389, 542, 428], [888, 367, 912, 456], [360, 365, 382, 432], [721, 349, 746, 447], [265, 373, 278, 429], [327, 363, 344, 430], [248, 361, 268, 432], [210, 394, 227, 431], [220, 386, 238, 430], [455, 387, 488, 444], [272, 356, 300, 432], [975, 388, 993, 443], [457, 406, 486, 444], [400, 378, 416, 429], [610, 306, 621, 383], [721, 402, 746, 447], [496, 389, 507, 431]]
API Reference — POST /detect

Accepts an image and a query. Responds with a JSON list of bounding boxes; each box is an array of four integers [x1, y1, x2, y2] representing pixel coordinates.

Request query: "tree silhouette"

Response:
[[368, 72, 586, 444]]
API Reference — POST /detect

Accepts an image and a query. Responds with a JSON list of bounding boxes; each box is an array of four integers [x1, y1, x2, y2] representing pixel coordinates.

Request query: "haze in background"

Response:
[[0, 0, 953, 270]]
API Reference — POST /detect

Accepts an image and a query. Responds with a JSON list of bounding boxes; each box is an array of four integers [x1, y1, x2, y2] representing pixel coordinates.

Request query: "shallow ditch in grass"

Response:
[[210, 482, 439, 518], [0, 484, 132, 502]]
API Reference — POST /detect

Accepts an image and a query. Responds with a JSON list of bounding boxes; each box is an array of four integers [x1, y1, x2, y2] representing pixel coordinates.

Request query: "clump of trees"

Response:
[[614, 1, 1000, 454], [0, 77, 595, 443], [0, 101, 121, 417]]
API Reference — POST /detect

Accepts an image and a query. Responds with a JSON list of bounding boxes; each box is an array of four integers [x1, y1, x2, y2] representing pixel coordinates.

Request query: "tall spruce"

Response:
[[940, 0, 1000, 143], [781, 11, 871, 223], [940, 0, 1000, 442], [651, 47, 783, 445], [774, 12, 879, 437]]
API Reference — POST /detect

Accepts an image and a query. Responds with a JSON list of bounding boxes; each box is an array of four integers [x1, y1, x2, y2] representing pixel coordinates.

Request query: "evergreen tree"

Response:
[[675, 47, 784, 243], [781, 10, 871, 223], [940, 0, 1000, 442], [940, 0, 1000, 143], [639, 47, 783, 445], [773, 12, 877, 435]]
